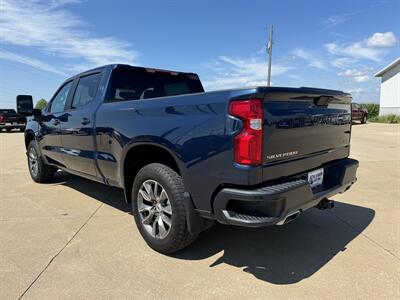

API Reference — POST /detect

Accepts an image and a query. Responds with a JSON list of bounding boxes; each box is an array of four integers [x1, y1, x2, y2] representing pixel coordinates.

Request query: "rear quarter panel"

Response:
[[94, 88, 258, 211]]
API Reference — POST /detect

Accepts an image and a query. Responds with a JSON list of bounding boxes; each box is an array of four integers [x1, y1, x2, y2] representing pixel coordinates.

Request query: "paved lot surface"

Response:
[[1, 123, 399, 299]]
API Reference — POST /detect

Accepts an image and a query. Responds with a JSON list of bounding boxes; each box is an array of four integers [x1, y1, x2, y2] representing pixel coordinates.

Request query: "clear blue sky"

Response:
[[1, 0, 399, 107]]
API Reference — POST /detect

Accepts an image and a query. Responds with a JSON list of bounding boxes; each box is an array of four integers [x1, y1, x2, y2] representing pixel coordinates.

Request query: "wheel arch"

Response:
[[121, 142, 184, 203]]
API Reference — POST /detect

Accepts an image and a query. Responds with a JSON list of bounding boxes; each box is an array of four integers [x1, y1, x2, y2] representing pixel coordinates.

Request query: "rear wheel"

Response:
[[27, 140, 56, 183], [132, 163, 197, 253], [361, 115, 367, 124]]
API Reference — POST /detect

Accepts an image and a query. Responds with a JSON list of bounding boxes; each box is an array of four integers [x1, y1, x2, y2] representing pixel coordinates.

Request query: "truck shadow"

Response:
[[175, 202, 375, 285], [55, 171, 374, 285], [54, 171, 131, 213]]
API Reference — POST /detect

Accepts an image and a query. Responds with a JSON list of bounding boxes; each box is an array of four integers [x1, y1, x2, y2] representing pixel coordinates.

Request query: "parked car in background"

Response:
[[19, 64, 358, 254], [352, 103, 368, 124], [0, 109, 26, 132]]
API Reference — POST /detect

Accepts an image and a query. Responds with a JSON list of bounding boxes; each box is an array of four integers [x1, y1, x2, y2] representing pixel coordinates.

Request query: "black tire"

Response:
[[27, 140, 56, 183], [132, 163, 197, 254], [361, 115, 367, 124]]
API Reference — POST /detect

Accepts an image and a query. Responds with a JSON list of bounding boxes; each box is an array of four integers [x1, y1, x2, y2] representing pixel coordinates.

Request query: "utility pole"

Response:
[[267, 24, 274, 87]]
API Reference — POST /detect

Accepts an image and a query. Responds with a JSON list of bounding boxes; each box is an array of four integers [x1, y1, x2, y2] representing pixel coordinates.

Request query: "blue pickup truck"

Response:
[[18, 64, 358, 253]]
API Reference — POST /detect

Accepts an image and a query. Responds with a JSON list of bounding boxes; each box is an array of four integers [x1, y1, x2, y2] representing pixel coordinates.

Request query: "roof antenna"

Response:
[[267, 24, 274, 87]]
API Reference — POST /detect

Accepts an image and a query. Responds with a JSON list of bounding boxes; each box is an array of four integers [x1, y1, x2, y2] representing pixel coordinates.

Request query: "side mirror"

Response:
[[16, 95, 34, 116]]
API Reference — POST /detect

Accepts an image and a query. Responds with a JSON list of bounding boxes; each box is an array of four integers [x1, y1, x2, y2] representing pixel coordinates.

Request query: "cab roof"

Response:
[[66, 64, 199, 82]]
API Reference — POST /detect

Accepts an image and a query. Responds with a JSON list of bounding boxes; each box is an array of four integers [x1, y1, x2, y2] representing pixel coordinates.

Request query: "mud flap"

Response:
[[183, 192, 201, 236]]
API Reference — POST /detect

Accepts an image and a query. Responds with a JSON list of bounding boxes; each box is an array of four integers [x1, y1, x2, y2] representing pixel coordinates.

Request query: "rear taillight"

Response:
[[0, 115, 4, 123], [229, 99, 263, 165]]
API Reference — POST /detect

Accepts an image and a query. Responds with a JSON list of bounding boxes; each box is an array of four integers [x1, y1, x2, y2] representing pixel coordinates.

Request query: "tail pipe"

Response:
[[277, 198, 335, 226], [276, 210, 301, 225]]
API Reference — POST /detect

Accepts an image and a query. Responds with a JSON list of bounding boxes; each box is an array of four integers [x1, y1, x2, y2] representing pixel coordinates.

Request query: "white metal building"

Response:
[[375, 58, 400, 116]]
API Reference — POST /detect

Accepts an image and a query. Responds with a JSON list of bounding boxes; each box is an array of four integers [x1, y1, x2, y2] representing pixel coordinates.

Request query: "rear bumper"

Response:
[[213, 158, 358, 227]]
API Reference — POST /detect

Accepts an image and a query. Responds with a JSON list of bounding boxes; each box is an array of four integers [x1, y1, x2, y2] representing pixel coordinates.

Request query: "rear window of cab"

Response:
[[107, 67, 204, 102]]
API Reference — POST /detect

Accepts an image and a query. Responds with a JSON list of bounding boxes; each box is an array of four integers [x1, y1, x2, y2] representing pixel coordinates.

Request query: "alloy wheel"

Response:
[[137, 179, 172, 239], [28, 147, 39, 177]]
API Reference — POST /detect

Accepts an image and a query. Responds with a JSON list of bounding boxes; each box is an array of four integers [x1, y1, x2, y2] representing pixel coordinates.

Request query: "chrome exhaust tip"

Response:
[[276, 210, 301, 225]]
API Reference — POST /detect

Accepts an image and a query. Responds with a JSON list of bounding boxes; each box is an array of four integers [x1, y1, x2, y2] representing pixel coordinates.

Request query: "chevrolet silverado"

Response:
[[19, 64, 358, 253]]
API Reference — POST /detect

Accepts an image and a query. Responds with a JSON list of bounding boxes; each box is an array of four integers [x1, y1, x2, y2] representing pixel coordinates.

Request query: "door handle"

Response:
[[81, 117, 90, 125], [53, 119, 60, 125]]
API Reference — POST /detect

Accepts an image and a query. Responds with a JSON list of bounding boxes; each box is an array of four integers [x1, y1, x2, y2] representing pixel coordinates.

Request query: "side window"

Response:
[[71, 73, 101, 109], [50, 81, 73, 113]]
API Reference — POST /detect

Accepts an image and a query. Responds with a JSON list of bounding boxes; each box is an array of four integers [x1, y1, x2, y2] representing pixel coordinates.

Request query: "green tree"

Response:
[[35, 99, 48, 110]]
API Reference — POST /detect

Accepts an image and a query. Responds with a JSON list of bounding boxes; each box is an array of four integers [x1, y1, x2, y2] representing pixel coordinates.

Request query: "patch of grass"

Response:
[[368, 115, 400, 124]]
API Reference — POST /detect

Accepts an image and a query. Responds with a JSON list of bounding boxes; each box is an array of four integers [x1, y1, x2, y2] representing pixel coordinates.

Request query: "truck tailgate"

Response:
[[261, 89, 352, 181]]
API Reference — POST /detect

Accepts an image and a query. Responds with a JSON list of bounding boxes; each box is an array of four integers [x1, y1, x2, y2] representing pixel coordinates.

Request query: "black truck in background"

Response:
[[0, 95, 34, 132], [0, 109, 26, 132]]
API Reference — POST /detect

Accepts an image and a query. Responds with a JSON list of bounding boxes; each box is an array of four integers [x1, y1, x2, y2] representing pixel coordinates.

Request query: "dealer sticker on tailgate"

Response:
[[308, 168, 324, 188]]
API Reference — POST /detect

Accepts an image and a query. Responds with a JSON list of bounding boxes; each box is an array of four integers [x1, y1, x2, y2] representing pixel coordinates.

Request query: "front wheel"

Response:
[[132, 163, 197, 254], [27, 140, 56, 183]]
